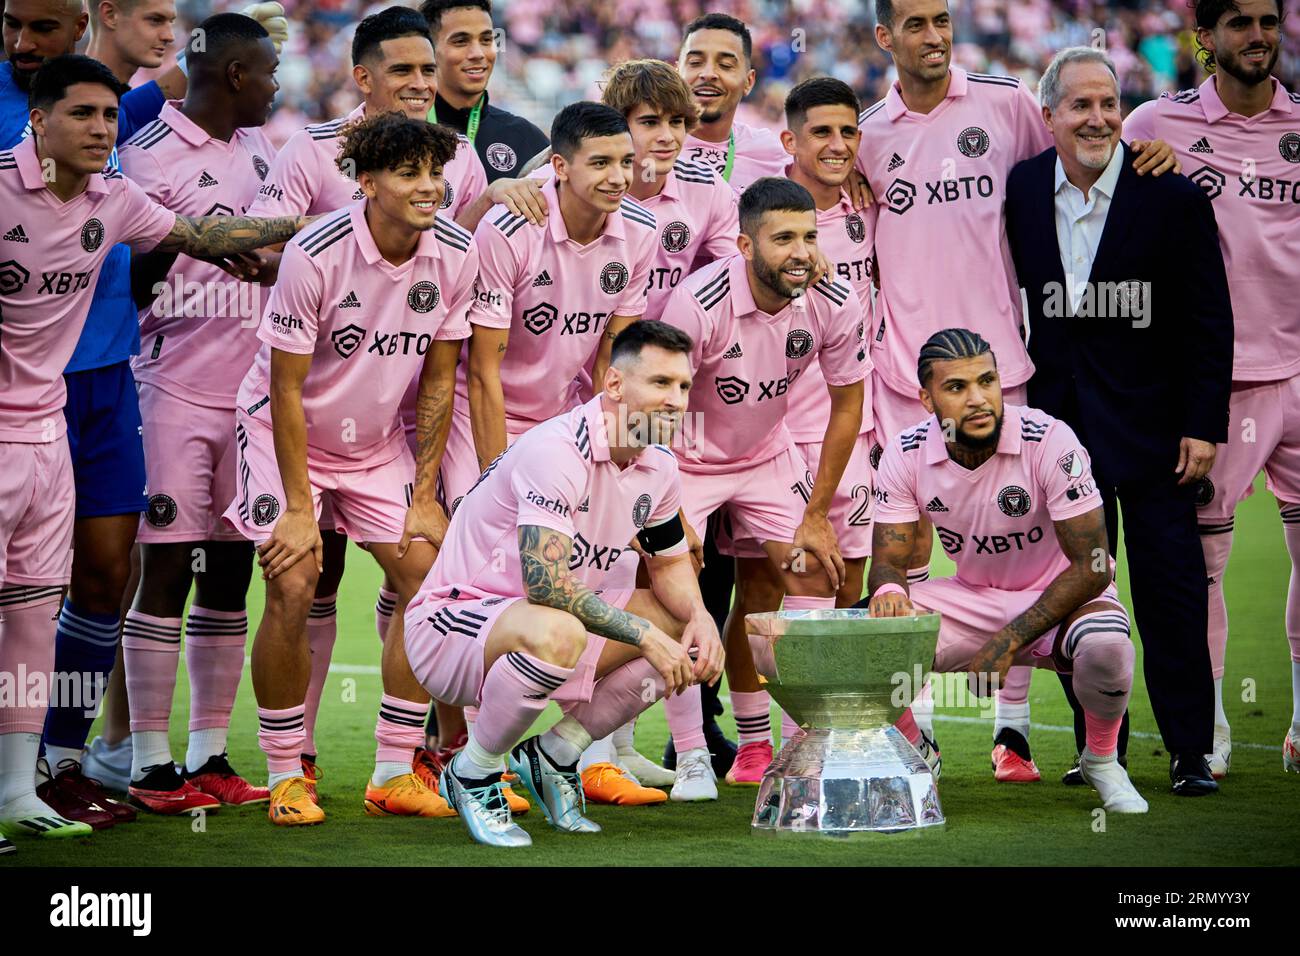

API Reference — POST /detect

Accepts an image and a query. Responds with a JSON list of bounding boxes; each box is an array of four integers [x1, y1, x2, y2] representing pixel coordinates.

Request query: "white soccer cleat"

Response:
[[670, 747, 718, 802], [1079, 748, 1148, 814], [616, 748, 677, 788], [0, 792, 94, 838], [1284, 728, 1300, 774], [82, 735, 132, 794], [1206, 724, 1231, 779]]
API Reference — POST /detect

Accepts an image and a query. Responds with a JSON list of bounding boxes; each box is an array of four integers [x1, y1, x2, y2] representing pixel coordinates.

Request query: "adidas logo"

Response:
[[532, 270, 553, 287], [1189, 137, 1213, 154], [925, 496, 949, 513], [722, 342, 743, 359], [887, 152, 905, 170], [2, 224, 28, 242], [197, 170, 218, 187], [338, 290, 361, 309]]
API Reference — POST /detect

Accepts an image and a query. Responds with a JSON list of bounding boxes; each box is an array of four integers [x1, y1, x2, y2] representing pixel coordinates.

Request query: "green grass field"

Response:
[[11, 476, 1299, 866]]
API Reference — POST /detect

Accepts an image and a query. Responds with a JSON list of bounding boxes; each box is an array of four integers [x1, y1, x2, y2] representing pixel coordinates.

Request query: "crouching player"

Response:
[[404, 321, 725, 847], [856, 329, 1146, 812]]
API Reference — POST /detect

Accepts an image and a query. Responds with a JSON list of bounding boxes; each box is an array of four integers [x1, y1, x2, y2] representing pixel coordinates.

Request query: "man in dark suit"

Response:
[[1005, 46, 1233, 795]]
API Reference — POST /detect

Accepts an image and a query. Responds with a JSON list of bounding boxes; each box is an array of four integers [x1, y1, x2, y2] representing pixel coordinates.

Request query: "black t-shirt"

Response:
[[432, 90, 549, 183]]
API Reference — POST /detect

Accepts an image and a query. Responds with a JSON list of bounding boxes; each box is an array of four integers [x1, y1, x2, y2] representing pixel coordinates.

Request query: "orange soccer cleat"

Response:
[[364, 771, 456, 818], [582, 762, 668, 806], [267, 776, 325, 826]]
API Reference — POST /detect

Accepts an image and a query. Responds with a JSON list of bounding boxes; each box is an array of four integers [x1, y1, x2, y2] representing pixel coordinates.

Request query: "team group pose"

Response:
[[0, 0, 1295, 855]]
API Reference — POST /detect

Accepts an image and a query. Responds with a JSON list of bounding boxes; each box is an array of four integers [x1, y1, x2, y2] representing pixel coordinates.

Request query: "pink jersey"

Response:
[[874, 404, 1102, 591], [120, 103, 277, 408], [784, 186, 877, 442], [682, 120, 789, 192], [1124, 77, 1300, 382], [856, 68, 1051, 394], [408, 395, 686, 608], [235, 202, 476, 471], [0, 138, 176, 443], [461, 175, 658, 429], [665, 253, 867, 474], [247, 103, 486, 220], [634, 158, 739, 321]]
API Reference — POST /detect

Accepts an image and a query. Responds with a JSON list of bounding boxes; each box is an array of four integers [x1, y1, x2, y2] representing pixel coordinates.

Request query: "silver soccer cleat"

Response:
[[509, 736, 601, 833], [440, 761, 532, 848]]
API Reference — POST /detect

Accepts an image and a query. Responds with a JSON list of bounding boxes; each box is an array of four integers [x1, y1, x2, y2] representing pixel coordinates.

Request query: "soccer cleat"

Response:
[[364, 771, 456, 817], [670, 747, 718, 801], [82, 735, 132, 793], [1206, 725, 1231, 779], [724, 740, 773, 785], [662, 718, 737, 778], [991, 728, 1041, 782], [49, 763, 136, 824], [0, 835, 13, 855], [300, 754, 323, 803], [441, 762, 531, 847], [128, 762, 220, 815], [1170, 753, 1219, 796], [35, 761, 118, 830], [0, 793, 94, 839], [1079, 749, 1148, 813], [615, 748, 677, 788], [1283, 729, 1300, 773], [509, 736, 600, 833], [582, 762, 668, 805], [500, 781, 530, 815], [185, 753, 271, 806], [268, 776, 325, 826], [916, 729, 942, 779], [412, 746, 444, 787]]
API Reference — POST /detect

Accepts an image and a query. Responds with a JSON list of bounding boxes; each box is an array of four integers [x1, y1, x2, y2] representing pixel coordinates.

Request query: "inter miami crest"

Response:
[[1057, 451, 1084, 479], [146, 494, 177, 528], [1279, 132, 1300, 164], [661, 221, 690, 253], [252, 493, 280, 526], [440, 182, 454, 209], [632, 493, 652, 528], [786, 329, 814, 359], [408, 280, 440, 313], [331, 323, 366, 358], [1194, 476, 1216, 508], [252, 155, 270, 181], [81, 218, 105, 253], [600, 261, 629, 295], [997, 485, 1031, 517], [869, 442, 884, 470], [845, 213, 866, 243], [957, 126, 990, 158], [486, 142, 518, 172]]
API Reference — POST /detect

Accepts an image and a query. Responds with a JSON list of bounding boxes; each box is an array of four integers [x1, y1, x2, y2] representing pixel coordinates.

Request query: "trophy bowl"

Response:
[[745, 608, 945, 836]]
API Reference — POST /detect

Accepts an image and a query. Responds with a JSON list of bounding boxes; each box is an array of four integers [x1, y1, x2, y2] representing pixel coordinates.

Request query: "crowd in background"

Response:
[[110, 0, 1300, 149]]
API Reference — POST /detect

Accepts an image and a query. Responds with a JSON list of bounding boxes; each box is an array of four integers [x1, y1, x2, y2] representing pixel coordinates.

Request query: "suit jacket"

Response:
[[1005, 142, 1233, 485]]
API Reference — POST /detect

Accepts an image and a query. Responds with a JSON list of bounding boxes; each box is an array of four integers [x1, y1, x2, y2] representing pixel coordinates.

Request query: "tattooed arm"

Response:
[[153, 214, 316, 260], [866, 521, 916, 617], [397, 339, 461, 556], [591, 314, 641, 393], [969, 505, 1112, 682]]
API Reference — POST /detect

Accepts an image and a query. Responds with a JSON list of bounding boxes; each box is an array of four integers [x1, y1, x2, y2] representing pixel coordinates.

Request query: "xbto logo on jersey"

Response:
[[331, 323, 366, 358], [600, 261, 629, 294], [368, 331, 436, 356], [661, 221, 690, 253], [39, 271, 92, 295], [957, 126, 990, 158], [1280, 132, 1300, 164], [80, 218, 105, 253], [885, 178, 916, 214], [845, 212, 866, 243], [714, 375, 750, 405], [522, 302, 558, 335], [886, 174, 996, 214], [203, 202, 234, 218], [1187, 165, 1225, 200], [252, 155, 270, 181], [632, 493, 653, 528], [146, 494, 177, 527], [408, 280, 440, 313], [568, 532, 623, 573], [997, 485, 1031, 517], [486, 142, 518, 172], [936, 525, 963, 554], [0, 259, 29, 293], [252, 494, 280, 526]]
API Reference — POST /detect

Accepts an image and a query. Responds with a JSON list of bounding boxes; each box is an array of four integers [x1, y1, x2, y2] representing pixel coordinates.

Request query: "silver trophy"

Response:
[[745, 608, 945, 835]]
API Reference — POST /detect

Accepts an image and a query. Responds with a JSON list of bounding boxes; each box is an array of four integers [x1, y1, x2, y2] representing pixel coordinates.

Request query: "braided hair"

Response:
[[917, 328, 995, 387]]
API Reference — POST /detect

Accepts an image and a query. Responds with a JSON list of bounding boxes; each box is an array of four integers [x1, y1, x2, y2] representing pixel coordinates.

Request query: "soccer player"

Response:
[[224, 112, 476, 826], [0, 53, 312, 844], [845, 328, 1146, 813], [856, 0, 1176, 780], [404, 320, 725, 847], [1124, 0, 1300, 777], [112, 12, 280, 814], [660, 177, 868, 798]]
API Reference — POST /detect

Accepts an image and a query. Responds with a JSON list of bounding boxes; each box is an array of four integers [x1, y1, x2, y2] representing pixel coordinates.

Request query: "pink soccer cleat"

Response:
[[991, 729, 1041, 782], [724, 740, 773, 785]]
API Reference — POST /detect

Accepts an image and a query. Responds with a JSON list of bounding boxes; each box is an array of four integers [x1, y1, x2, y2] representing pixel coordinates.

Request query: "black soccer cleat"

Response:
[[1170, 753, 1219, 796]]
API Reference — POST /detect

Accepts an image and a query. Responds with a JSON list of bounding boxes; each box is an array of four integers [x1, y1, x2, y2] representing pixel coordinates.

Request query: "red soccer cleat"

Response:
[[36, 766, 116, 830], [128, 762, 221, 815], [44, 760, 136, 823], [301, 754, 323, 803], [186, 754, 270, 806], [724, 740, 774, 785], [991, 744, 1042, 782]]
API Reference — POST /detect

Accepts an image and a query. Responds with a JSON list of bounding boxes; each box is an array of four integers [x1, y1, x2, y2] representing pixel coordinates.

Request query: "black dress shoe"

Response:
[[662, 719, 738, 777], [1063, 751, 1126, 786], [1170, 752, 1219, 796]]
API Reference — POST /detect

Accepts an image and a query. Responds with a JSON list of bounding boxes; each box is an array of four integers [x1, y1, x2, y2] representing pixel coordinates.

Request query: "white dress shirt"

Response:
[[1053, 142, 1124, 314]]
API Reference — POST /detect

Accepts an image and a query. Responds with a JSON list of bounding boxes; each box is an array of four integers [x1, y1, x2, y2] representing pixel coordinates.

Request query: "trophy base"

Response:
[[751, 726, 944, 835]]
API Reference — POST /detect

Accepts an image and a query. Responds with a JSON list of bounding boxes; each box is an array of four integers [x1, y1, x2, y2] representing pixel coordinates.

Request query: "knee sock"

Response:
[[1282, 510, 1300, 732], [612, 718, 636, 754], [541, 717, 592, 769], [122, 609, 182, 777], [1062, 610, 1135, 759], [0, 731, 43, 808], [1200, 526, 1233, 683], [559, 657, 663, 744], [184, 607, 247, 771], [42, 599, 119, 767], [375, 586, 398, 644], [303, 595, 337, 756], [907, 565, 930, 585], [373, 694, 429, 786], [663, 683, 706, 753], [472, 651, 573, 757], [0, 587, 62, 740], [1213, 677, 1228, 730], [258, 704, 306, 790], [731, 689, 771, 746]]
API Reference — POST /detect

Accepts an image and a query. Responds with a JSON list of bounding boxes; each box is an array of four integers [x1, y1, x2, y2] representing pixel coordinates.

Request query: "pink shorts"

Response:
[[872, 376, 1027, 444], [1195, 377, 1300, 525], [680, 443, 811, 552], [0, 437, 75, 586], [137, 383, 243, 544], [911, 577, 1124, 674], [223, 413, 414, 544], [437, 404, 530, 518], [404, 588, 633, 706]]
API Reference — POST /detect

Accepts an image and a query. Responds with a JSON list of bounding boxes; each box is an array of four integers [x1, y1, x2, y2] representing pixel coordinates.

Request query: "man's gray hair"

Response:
[[1039, 46, 1120, 111]]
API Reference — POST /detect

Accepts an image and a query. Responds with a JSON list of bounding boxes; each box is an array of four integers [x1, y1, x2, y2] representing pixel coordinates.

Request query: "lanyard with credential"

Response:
[[722, 129, 735, 182], [429, 96, 483, 144]]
